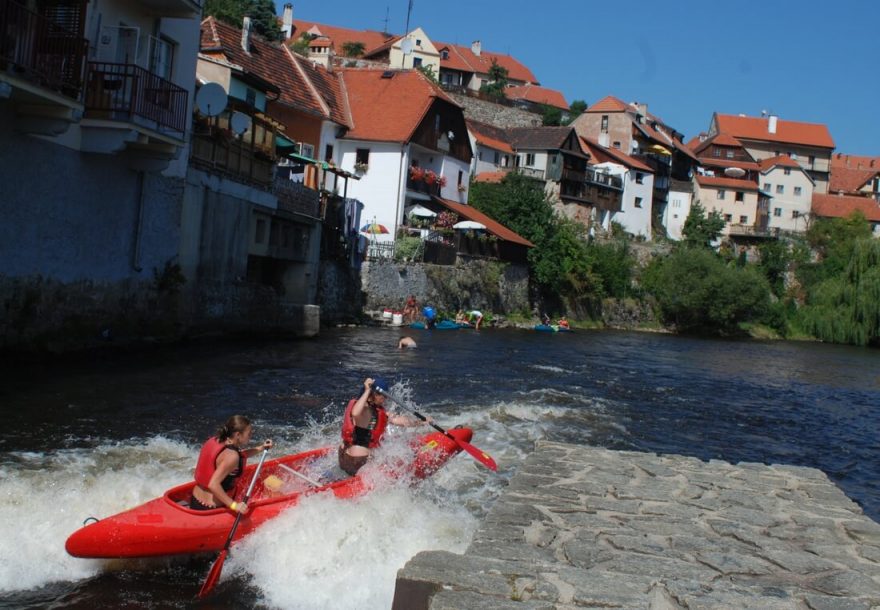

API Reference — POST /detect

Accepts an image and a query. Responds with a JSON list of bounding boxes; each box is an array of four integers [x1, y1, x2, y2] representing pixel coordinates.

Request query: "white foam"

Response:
[[0, 436, 194, 593]]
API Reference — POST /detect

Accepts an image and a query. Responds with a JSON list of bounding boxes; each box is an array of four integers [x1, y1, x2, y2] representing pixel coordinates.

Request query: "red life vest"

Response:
[[194, 437, 246, 490], [341, 398, 388, 448]]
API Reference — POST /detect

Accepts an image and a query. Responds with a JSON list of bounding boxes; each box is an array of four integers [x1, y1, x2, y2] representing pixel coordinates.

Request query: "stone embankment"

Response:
[[393, 442, 880, 609]]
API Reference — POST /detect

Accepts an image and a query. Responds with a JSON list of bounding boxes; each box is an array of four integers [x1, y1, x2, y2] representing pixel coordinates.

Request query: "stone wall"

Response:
[[318, 260, 366, 324], [447, 92, 542, 129], [359, 260, 530, 316]]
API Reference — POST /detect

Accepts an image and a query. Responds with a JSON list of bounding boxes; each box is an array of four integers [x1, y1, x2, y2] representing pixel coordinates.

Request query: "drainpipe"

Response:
[[132, 170, 146, 272]]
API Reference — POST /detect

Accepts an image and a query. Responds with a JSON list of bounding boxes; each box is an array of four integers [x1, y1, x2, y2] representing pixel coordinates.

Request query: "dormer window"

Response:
[[416, 39, 422, 46], [440, 50, 449, 59]]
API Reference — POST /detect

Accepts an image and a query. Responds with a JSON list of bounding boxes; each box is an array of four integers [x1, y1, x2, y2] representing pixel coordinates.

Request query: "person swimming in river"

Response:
[[398, 336, 417, 349]]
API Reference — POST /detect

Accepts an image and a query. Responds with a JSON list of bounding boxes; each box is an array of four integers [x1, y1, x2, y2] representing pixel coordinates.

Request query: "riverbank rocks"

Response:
[[392, 442, 880, 609]]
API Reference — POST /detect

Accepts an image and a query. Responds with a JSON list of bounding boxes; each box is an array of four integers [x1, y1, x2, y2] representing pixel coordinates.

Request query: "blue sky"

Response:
[[283, 1, 879, 155]]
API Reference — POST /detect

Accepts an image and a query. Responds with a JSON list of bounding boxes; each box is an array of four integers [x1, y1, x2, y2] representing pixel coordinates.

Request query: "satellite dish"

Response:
[[400, 38, 413, 55], [724, 167, 746, 178], [195, 82, 227, 117], [230, 111, 251, 136]]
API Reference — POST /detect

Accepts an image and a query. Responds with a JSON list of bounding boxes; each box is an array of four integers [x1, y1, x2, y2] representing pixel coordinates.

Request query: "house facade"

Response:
[[811, 194, 880, 236], [695, 176, 770, 237], [706, 113, 835, 194], [759, 156, 814, 233]]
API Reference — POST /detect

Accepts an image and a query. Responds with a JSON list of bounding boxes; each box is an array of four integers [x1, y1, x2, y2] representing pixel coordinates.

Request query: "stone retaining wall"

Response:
[[393, 442, 880, 609]]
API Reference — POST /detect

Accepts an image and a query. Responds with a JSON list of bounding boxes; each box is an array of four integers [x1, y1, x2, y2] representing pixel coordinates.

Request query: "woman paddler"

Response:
[[338, 377, 427, 476], [190, 415, 273, 513]]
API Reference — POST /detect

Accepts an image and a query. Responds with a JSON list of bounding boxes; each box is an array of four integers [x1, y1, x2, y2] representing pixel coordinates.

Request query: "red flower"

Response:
[[409, 166, 425, 181]]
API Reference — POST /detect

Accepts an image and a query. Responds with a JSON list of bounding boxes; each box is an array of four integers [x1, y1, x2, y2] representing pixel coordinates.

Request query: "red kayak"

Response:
[[66, 428, 472, 559]]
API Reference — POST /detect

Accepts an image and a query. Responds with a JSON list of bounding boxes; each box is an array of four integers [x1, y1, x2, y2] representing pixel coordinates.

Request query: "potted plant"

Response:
[[409, 166, 425, 181], [457, 183, 467, 192], [439, 175, 448, 188], [424, 170, 438, 186], [354, 161, 369, 173]]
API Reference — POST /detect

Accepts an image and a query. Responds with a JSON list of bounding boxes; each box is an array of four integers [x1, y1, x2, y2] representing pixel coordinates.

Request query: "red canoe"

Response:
[[66, 428, 472, 559]]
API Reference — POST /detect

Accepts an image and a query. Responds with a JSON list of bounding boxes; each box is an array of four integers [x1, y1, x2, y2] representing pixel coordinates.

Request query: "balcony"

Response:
[[406, 176, 441, 198], [83, 62, 188, 135], [727, 224, 780, 239], [273, 177, 320, 218], [585, 168, 623, 190], [190, 125, 276, 187]]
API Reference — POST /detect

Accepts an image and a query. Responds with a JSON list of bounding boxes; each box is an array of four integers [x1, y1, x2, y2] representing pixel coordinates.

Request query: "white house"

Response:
[[334, 68, 472, 241], [759, 155, 815, 233]]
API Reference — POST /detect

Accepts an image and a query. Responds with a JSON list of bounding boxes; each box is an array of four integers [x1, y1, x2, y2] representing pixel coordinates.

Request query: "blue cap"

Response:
[[372, 378, 390, 393]]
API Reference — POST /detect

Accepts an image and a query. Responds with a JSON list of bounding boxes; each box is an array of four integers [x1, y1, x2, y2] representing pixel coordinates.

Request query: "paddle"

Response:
[[197, 448, 270, 599], [374, 388, 497, 472]]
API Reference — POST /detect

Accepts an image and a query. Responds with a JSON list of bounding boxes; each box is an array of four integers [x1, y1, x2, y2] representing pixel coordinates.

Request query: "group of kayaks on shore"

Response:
[[64, 377, 495, 598]]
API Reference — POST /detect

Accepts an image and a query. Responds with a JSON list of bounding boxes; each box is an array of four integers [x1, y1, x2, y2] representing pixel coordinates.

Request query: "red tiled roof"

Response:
[[467, 120, 514, 154], [308, 36, 332, 48], [695, 175, 761, 192], [829, 166, 879, 194], [758, 155, 804, 171], [812, 193, 880, 222], [579, 137, 653, 172], [504, 84, 568, 110], [715, 114, 835, 149], [290, 20, 394, 54], [708, 133, 743, 147], [474, 171, 509, 183], [586, 95, 629, 113], [340, 69, 456, 142], [433, 197, 534, 247], [435, 42, 538, 84], [831, 153, 880, 169], [201, 17, 326, 117], [292, 51, 349, 126]]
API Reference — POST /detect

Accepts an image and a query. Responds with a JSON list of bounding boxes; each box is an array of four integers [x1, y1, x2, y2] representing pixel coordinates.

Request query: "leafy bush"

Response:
[[642, 248, 771, 334], [393, 237, 422, 262]]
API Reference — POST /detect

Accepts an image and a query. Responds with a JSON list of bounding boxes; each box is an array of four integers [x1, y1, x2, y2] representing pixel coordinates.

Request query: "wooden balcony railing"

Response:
[[518, 167, 545, 180], [84, 62, 188, 133], [190, 127, 275, 187], [585, 168, 623, 190], [0, 0, 87, 98], [273, 177, 320, 218]]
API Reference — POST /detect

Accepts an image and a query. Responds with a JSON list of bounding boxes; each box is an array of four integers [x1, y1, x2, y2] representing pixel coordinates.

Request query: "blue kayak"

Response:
[[410, 320, 462, 330], [534, 324, 573, 333]]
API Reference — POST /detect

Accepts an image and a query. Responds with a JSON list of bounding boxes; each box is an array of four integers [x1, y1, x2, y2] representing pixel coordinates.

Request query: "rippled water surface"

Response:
[[1, 328, 878, 608]]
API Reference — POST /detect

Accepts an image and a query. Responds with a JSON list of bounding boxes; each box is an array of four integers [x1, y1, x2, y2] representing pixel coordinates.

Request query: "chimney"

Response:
[[768, 114, 778, 134], [281, 4, 293, 39], [241, 16, 251, 52], [471, 40, 481, 56]]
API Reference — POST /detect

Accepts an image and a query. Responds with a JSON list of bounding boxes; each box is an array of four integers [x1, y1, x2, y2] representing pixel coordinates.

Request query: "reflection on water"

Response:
[[0, 329, 878, 608]]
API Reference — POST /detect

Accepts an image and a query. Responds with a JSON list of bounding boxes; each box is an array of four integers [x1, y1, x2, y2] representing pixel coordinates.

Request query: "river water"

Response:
[[1, 328, 878, 609]]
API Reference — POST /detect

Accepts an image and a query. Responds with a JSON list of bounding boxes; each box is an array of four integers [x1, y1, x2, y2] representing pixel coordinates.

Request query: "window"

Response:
[[634, 196, 643, 208], [355, 148, 370, 165], [493, 151, 499, 164], [713, 148, 721, 158], [735, 191, 744, 202], [413, 57, 423, 68], [246, 88, 256, 107], [458, 170, 463, 186], [776, 184, 784, 194], [299, 142, 315, 158], [149, 35, 175, 81], [525, 153, 535, 166], [789, 152, 797, 160], [477, 151, 483, 161], [324, 144, 333, 162], [784, 168, 791, 175], [440, 50, 449, 59], [255, 219, 266, 244], [723, 214, 732, 222], [718, 189, 726, 200], [774, 207, 782, 217], [794, 186, 802, 196], [808, 155, 815, 165], [740, 215, 748, 224], [416, 39, 422, 46], [764, 182, 771, 192], [600, 115, 608, 132], [612, 141, 621, 149], [635, 172, 644, 184], [726, 149, 734, 159], [792, 210, 800, 219]]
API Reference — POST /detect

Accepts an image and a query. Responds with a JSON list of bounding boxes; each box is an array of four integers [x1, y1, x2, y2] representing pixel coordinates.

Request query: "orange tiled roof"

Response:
[[290, 20, 394, 54], [586, 95, 629, 113], [831, 153, 880, 169], [294, 52, 349, 126], [433, 196, 534, 247], [812, 193, 880, 221], [474, 170, 509, 183], [715, 114, 835, 149], [829, 165, 880, 194], [202, 17, 330, 119], [579, 137, 653, 172], [467, 120, 514, 154], [504, 84, 568, 111], [437, 45, 472, 72], [435, 41, 538, 84], [340, 68, 457, 142], [696, 175, 761, 192], [758, 155, 804, 172], [308, 36, 332, 48]]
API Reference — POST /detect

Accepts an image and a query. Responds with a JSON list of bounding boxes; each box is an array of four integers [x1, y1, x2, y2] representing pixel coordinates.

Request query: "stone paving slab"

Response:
[[392, 442, 880, 609]]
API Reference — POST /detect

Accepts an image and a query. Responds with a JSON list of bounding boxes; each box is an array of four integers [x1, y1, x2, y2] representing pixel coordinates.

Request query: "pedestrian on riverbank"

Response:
[[402, 295, 418, 323], [469, 310, 484, 330], [190, 415, 273, 514], [338, 377, 428, 475]]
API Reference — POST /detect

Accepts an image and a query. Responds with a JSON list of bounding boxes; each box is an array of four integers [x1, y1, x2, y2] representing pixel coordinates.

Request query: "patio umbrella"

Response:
[[452, 220, 486, 230], [361, 222, 390, 234]]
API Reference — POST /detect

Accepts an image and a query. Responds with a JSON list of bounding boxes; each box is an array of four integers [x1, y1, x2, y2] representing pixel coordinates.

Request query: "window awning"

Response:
[[275, 134, 299, 156]]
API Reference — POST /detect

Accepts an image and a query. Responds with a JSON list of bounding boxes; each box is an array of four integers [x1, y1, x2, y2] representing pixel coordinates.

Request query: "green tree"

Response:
[[681, 201, 725, 249], [204, 0, 283, 41], [643, 248, 771, 334], [416, 64, 438, 83], [541, 104, 562, 126], [568, 99, 587, 117], [480, 60, 508, 100], [341, 41, 366, 57], [799, 238, 880, 346], [289, 33, 312, 55]]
